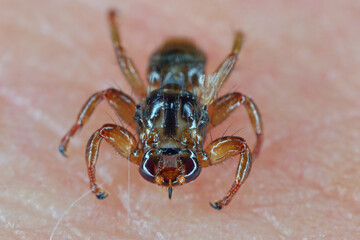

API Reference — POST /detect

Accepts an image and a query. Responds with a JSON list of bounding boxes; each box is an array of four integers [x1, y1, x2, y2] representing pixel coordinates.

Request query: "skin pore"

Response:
[[1, 0, 359, 239]]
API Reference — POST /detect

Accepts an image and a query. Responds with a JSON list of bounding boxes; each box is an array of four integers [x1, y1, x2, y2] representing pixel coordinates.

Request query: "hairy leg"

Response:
[[214, 31, 244, 72], [208, 92, 263, 157], [86, 124, 142, 199], [199, 136, 253, 210], [200, 32, 244, 105], [59, 88, 137, 156], [109, 10, 147, 98]]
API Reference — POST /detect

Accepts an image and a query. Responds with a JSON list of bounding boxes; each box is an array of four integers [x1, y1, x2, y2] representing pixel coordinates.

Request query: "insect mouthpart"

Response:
[[168, 186, 173, 199], [139, 148, 201, 189]]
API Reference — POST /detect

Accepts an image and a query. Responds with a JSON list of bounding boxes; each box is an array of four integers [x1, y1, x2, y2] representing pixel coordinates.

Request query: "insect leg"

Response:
[[86, 124, 142, 199], [108, 10, 147, 98], [59, 88, 136, 157], [208, 92, 263, 157], [215, 32, 244, 82], [200, 32, 244, 105], [199, 136, 252, 210]]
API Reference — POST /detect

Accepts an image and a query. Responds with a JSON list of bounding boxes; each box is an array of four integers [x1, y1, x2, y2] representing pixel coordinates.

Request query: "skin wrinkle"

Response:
[[263, 109, 360, 158], [0, 88, 64, 135], [266, 115, 360, 203], [252, 210, 290, 239], [251, 193, 354, 238], [264, 142, 360, 208], [1, 0, 360, 239], [251, 172, 360, 236], [255, 200, 357, 238]]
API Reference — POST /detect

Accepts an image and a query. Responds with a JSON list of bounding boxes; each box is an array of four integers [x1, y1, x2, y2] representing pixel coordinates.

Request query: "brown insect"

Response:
[[59, 10, 263, 210]]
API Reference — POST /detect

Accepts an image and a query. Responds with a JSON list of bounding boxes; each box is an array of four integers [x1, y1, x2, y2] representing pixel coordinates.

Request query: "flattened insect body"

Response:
[[59, 10, 263, 210]]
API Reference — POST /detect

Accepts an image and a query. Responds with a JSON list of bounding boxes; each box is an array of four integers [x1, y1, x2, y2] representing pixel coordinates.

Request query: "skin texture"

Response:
[[1, 0, 360, 239]]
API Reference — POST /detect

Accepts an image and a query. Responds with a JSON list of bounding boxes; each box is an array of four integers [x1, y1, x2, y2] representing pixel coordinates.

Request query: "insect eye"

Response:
[[139, 150, 160, 183], [180, 151, 201, 183]]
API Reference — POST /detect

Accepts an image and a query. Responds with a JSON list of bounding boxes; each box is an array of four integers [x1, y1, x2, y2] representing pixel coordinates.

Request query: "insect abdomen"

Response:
[[147, 39, 206, 91]]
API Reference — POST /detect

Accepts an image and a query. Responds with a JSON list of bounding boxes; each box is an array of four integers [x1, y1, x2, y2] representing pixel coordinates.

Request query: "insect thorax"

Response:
[[134, 89, 209, 151]]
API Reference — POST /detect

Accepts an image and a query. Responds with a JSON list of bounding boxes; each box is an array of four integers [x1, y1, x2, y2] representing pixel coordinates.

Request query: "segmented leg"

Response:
[[109, 10, 147, 98], [198, 136, 252, 210], [86, 124, 142, 199], [200, 32, 244, 105], [214, 31, 244, 72], [59, 88, 136, 157], [208, 92, 263, 157]]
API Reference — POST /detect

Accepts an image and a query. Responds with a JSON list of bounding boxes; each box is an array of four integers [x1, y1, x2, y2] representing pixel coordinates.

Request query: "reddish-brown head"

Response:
[[139, 148, 201, 198]]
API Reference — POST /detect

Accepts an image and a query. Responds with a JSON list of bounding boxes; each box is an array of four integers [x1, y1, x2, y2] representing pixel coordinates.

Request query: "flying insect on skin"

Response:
[[59, 10, 263, 210]]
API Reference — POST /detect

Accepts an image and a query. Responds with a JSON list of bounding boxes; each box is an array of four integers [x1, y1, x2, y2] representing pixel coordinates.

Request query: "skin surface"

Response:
[[1, 0, 360, 239]]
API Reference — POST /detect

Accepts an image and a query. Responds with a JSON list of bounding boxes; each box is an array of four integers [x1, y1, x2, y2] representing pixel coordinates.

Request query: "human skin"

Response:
[[1, 0, 360, 239]]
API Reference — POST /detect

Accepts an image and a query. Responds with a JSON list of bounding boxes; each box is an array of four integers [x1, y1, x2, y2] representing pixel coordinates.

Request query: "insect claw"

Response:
[[95, 190, 109, 200], [209, 201, 222, 210], [59, 145, 68, 158]]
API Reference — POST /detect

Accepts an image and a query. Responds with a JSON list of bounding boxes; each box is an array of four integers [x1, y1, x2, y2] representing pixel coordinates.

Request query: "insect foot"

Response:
[[209, 201, 223, 210], [92, 186, 109, 200]]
